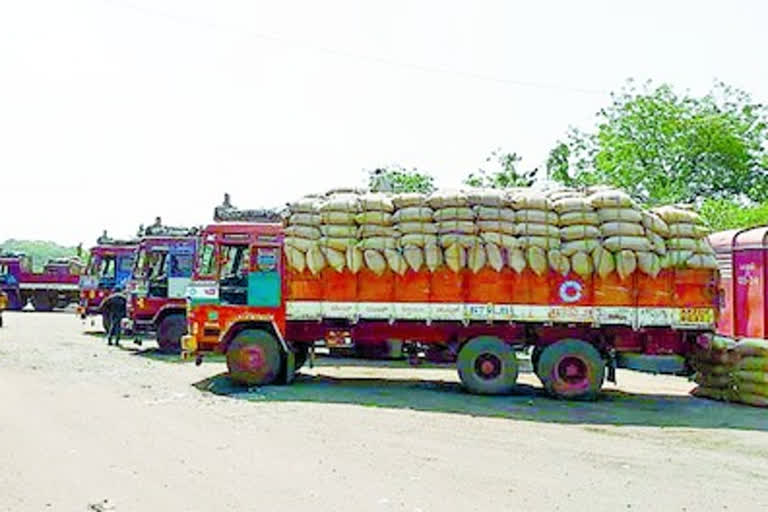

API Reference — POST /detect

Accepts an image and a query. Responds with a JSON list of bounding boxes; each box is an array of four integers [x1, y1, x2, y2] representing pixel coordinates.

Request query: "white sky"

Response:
[[1, 0, 767, 246]]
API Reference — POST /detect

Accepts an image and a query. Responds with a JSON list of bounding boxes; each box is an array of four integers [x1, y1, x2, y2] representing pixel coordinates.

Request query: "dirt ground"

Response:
[[0, 312, 766, 511]]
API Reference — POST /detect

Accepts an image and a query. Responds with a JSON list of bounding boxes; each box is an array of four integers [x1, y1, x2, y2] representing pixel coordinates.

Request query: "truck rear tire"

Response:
[[537, 339, 605, 400], [457, 336, 519, 395], [294, 346, 308, 371], [227, 329, 282, 386], [156, 313, 186, 354]]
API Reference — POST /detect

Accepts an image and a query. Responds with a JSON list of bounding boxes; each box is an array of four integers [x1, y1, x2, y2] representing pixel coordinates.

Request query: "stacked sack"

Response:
[[587, 188, 656, 280], [510, 190, 561, 276], [653, 205, 717, 269], [691, 336, 768, 408], [316, 193, 360, 274], [392, 193, 440, 273], [549, 188, 599, 279], [284, 196, 323, 274], [356, 193, 399, 275], [467, 189, 514, 273], [428, 190, 480, 273]]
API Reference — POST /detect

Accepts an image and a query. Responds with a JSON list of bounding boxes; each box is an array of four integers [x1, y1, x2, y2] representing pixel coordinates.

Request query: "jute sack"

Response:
[[428, 190, 468, 209], [396, 222, 438, 235], [647, 230, 667, 254], [392, 207, 434, 223], [597, 208, 643, 223], [653, 205, 704, 225], [508, 248, 527, 273], [467, 245, 487, 273], [360, 193, 394, 212], [355, 211, 393, 226], [561, 239, 600, 256], [668, 223, 710, 238], [399, 233, 439, 248], [403, 246, 424, 272], [561, 225, 600, 241], [385, 249, 408, 276], [637, 251, 662, 277], [439, 234, 482, 248], [320, 194, 360, 213], [685, 254, 717, 269], [474, 206, 516, 222], [306, 246, 326, 274], [465, 188, 507, 207], [437, 221, 478, 235], [289, 213, 322, 226], [734, 393, 768, 407], [424, 244, 443, 272], [559, 211, 600, 226], [737, 357, 768, 371], [516, 209, 559, 224], [476, 221, 517, 235], [735, 381, 768, 398], [734, 370, 768, 385], [358, 237, 397, 251], [600, 222, 645, 238], [667, 238, 708, 252], [734, 338, 768, 358], [288, 197, 322, 213], [392, 193, 425, 209], [691, 386, 732, 401], [320, 225, 357, 238], [589, 189, 636, 209], [322, 247, 346, 272], [592, 246, 616, 278], [662, 250, 693, 268], [552, 197, 593, 214], [615, 250, 637, 280], [517, 223, 560, 238], [486, 243, 504, 271], [346, 246, 363, 273], [518, 236, 561, 250], [571, 251, 593, 278], [527, 246, 548, 276], [433, 207, 475, 222], [510, 192, 550, 211], [321, 211, 356, 225], [480, 232, 520, 248], [358, 225, 398, 238], [602, 236, 652, 252], [364, 249, 387, 275], [641, 211, 670, 237], [548, 249, 570, 276], [444, 243, 467, 272], [319, 237, 358, 251], [285, 246, 306, 272], [286, 237, 318, 252], [284, 225, 322, 240]]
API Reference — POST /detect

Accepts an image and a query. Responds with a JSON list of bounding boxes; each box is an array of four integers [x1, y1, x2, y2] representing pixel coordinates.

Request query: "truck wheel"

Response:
[[294, 346, 309, 371], [156, 314, 186, 354], [227, 329, 282, 386], [537, 339, 605, 400], [457, 336, 519, 395], [32, 292, 53, 312], [531, 346, 544, 377]]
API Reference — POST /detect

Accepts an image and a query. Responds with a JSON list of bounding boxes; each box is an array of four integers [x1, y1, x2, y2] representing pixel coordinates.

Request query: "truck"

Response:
[[0, 252, 84, 311], [77, 232, 138, 332], [181, 212, 717, 400], [124, 220, 199, 353]]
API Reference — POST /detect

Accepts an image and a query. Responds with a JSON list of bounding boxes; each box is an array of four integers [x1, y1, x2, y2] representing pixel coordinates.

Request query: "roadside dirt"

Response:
[[1, 312, 766, 511]]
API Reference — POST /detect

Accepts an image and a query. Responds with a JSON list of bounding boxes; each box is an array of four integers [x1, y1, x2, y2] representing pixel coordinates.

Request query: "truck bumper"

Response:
[[180, 334, 197, 359]]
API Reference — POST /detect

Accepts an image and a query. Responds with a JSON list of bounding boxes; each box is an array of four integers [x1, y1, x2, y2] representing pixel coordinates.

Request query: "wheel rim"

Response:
[[474, 352, 502, 380], [232, 344, 267, 374], [555, 355, 589, 389]]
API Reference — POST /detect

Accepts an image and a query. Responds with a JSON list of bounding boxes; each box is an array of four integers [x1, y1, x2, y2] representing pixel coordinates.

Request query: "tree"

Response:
[[367, 166, 435, 194], [464, 149, 538, 189], [699, 198, 768, 232], [548, 79, 768, 205]]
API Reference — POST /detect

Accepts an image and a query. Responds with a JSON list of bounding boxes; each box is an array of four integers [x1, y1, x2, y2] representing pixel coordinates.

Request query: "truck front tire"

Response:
[[457, 336, 519, 395], [537, 339, 605, 400], [227, 329, 282, 386], [156, 313, 186, 354]]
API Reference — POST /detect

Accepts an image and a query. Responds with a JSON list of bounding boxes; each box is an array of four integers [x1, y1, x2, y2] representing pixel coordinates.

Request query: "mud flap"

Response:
[[282, 350, 296, 384]]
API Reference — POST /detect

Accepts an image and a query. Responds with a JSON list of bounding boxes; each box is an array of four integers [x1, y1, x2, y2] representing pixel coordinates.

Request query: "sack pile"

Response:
[[283, 185, 718, 278], [691, 336, 768, 407], [653, 205, 717, 269]]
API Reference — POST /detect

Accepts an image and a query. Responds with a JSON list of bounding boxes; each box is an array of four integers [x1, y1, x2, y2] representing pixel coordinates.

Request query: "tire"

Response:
[[226, 329, 283, 386], [457, 336, 519, 395], [531, 346, 544, 377], [537, 339, 605, 400], [156, 313, 186, 354], [294, 346, 309, 371]]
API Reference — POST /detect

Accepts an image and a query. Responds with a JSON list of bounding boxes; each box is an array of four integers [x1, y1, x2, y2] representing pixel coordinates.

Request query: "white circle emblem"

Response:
[[559, 280, 583, 303]]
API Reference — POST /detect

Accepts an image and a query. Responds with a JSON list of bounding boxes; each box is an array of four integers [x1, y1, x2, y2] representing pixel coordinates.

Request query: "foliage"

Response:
[[0, 239, 81, 271], [367, 166, 436, 194], [464, 149, 538, 189], [548, 79, 768, 205], [699, 199, 768, 232]]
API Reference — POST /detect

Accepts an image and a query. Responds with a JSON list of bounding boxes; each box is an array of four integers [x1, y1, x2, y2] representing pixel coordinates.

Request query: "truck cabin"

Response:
[[194, 222, 284, 307], [132, 229, 198, 300], [0, 254, 29, 286], [86, 247, 136, 291], [44, 258, 84, 277]]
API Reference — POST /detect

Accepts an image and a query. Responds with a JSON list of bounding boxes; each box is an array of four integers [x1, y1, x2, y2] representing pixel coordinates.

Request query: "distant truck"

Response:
[[123, 220, 198, 353], [0, 252, 84, 311], [77, 232, 138, 332], [181, 209, 717, 400]]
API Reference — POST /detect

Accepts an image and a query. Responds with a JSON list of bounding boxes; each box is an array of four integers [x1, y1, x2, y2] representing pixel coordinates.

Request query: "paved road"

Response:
[[1, 312, 766, 511]]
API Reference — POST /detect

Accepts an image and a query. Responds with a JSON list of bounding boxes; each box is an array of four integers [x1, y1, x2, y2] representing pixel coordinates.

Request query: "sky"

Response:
[[1, 0, 767, 246]]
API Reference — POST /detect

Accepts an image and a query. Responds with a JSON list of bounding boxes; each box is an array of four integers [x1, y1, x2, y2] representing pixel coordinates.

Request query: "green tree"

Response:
[[367, 166, 435, 194], [699, 198, 768, 232], [548, 79, 768, 205], [0, 239, 80, 272], [464, 149, 538, 188]]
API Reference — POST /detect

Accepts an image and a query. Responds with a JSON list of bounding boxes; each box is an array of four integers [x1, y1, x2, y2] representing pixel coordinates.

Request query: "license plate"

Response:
[[680, 308, 714, 324]]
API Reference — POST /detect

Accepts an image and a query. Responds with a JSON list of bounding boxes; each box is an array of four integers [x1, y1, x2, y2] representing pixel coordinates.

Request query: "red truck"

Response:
[[0, 253, 84, 311], [124, 221, 199, 353], [181, 216, 717, 400], [77, 233, 138, 332]]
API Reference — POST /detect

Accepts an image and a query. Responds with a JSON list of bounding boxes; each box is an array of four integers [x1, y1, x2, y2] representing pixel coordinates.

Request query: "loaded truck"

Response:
[[123, 219, 198, 353], [0, 253, 84, 311], [181, 204, 717, 400], [77, 232, 138, 332]]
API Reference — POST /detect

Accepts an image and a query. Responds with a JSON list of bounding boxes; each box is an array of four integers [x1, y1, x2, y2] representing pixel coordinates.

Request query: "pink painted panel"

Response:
[[733, 249, 766, 338]]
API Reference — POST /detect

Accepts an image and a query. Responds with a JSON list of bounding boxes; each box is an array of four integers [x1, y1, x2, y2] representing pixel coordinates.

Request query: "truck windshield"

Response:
[[99, 257, 116, 280], [196, 242, 216, 278], [219, 244, 248, 305]]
